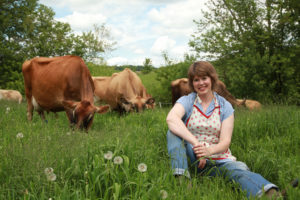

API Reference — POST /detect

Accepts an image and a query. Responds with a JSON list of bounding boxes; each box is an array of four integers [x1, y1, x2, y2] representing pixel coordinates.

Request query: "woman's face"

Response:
[[193, 75, 212, 96]]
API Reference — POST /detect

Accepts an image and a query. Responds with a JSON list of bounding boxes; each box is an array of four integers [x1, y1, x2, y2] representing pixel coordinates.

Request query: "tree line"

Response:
[[0, 0, 116, 93], [156, 0, 299, 105], [189, 0, 300, 104], [1, 0, 299, 105]]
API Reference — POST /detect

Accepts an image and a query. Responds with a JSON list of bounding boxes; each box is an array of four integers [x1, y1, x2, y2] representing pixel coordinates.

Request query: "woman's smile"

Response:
[[193, 76, 212, 95]]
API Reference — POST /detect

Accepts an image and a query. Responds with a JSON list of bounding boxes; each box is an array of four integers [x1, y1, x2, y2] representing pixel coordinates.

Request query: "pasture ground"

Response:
[[0, 100, 299, 199]]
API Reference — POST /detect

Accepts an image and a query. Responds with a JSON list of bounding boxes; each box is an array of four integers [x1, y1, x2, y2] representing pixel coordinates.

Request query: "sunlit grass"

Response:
[[0, 100, 299, 199]]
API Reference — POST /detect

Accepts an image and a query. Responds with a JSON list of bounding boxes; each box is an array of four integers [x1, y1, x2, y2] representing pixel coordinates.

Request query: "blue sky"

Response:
[[39, 0, 209, 67]]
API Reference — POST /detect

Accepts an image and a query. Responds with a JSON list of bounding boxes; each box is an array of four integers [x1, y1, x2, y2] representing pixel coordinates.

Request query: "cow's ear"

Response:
[[63, 100, 78, 110], [240, 98, 246, 106], [146, 97, 155, 105], [95, 105, 110, 114]]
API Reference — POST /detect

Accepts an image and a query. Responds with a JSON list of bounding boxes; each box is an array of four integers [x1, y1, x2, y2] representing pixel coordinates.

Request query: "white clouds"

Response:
[[57, 12, 107, 32], [147, 0, 207, 37], [134, 49, 145, 54], [172, 45, 190, 56], [107, 57, 128, 66], [107, 56, 146, 66], [151, 36, 176, 55], [39, 0, 209, 67]]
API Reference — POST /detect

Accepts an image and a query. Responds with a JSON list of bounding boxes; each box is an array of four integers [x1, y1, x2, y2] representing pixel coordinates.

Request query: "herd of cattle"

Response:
[[0, 55, 261, 131]]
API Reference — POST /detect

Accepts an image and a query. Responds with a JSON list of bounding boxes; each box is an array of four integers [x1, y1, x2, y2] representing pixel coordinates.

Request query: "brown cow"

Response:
[[237, 99, 261, 110], [171, 78, 190, 106], [0, 89, 22, 104], [171, 78, 243, 107], [22, 55, 109, 131], [93, 68, 155, 113]]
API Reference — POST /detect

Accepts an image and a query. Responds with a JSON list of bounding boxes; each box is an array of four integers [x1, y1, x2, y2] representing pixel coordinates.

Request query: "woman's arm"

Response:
[[167, 102, 206, 169], [193, 114, 234, 157], [166, 103, 199, 146]]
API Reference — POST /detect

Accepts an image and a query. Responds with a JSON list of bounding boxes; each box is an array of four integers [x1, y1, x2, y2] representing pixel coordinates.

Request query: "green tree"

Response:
[[74, 24, 117, 63], [0, 0, 38, 92], [0, 1, 117, 93], [142, 58, 154, 74], [161, 50, 173, 66], [24, 4, 74, 58], [189, 0, 300, 104]]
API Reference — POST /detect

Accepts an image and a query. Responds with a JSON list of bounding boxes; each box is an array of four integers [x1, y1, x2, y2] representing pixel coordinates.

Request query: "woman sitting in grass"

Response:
[[166, 61, 297, 199]]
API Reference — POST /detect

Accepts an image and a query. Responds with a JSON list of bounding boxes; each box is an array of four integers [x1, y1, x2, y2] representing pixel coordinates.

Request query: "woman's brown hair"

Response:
[[187, 61, 219, 92]]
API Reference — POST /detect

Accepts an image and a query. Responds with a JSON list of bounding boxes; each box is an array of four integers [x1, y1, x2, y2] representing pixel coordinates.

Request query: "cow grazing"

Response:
[[22, 55, 109, 131], [171, 78, 190, 106], [237, 99, 261, 110], [93, 68, 155, 113], [0, 89, 22, 104], [171, 78, 243, 107]]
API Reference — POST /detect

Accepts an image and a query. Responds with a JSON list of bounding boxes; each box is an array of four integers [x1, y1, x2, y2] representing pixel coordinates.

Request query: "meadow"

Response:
[[0, 100, 299, 199]]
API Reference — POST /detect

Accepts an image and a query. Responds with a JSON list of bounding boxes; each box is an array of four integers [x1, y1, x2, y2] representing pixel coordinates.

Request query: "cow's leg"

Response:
[[65, 110, 76, 130], [38, 110, 45, 121], [115, 104, 126, 115], [25, 90, 33, 121]]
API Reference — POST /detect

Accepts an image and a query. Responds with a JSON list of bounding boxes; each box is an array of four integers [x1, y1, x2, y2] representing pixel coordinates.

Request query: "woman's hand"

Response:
[[193, 143, 212, 157], [198, 158, 206, 169], [193, 143, 211, 169]]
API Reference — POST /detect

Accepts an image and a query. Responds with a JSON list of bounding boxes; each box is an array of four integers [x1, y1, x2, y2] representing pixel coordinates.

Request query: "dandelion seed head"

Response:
[[6, 107, 10, 113], [16, 132, 24, 139], [47, 173, 57, 181], [104, 151, 113, 160], [138, 163, 147, 172], [113, 156, 123, 165], [44, 167, 54, 175], [66, 132, 71, 136], [160, 190, 168, 199]]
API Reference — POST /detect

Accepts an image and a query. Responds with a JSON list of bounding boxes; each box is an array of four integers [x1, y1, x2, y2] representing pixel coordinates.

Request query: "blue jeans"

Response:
[[167, 130, 278, 198]]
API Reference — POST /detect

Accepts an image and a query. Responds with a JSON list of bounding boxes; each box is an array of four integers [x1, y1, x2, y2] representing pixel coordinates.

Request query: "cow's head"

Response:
[[120, 96, 155, 113], [63, 100, 109, 131], [145, 98, 155, 109], [236, 98, 247, 107]]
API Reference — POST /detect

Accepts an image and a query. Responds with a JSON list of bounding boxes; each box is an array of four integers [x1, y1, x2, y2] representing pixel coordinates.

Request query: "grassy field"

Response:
[[0, 100, 299, 199]]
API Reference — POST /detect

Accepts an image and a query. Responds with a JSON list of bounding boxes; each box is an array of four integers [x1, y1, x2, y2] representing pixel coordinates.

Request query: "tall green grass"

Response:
[[0, 101, 299, 199]]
